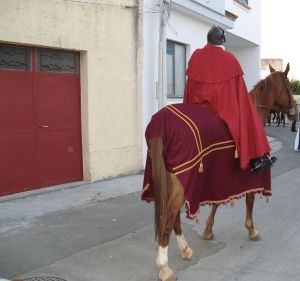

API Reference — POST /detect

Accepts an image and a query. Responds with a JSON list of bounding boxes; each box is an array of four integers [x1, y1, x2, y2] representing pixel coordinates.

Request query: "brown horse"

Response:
[[202, 63, 296, 242], [143, 63, 297, 281]]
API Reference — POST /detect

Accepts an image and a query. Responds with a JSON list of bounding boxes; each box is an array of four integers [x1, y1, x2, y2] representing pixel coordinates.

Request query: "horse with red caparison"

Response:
[[142, 63, 296, 281]]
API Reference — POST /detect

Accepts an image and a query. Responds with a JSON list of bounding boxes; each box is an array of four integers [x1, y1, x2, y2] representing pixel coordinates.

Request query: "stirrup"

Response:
[[250, 156, 277, 173]]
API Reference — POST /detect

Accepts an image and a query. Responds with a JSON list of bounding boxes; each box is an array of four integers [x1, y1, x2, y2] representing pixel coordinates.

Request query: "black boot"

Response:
[[250, 155, 277, 173]]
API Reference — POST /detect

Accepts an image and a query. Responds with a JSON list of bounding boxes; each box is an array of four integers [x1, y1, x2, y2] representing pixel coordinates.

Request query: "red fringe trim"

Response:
[[186, 188, 272, 220], [142, 183, 272, 222]]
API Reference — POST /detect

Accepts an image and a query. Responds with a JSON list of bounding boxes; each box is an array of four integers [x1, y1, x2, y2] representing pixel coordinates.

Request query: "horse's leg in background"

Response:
[[266, 113, 271, 126], [276, 114, 280, 127], [245, 193, 261, 240], [272, 112, 277, 123], [173, 190, 193, 260], [202, 205, 218, 240], [282, 112, 286, 127]]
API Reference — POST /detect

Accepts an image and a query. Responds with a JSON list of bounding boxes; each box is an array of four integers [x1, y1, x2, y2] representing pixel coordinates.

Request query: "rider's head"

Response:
[[207, 25, 226, 45]]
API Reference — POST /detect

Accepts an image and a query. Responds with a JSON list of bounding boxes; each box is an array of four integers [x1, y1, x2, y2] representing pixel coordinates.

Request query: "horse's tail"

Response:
[[149, 137, 168, 242]]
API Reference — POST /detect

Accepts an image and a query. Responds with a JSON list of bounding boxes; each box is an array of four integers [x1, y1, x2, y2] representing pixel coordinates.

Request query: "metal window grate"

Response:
[[0, 44, 31, 71], [37, 48, 79, 73]]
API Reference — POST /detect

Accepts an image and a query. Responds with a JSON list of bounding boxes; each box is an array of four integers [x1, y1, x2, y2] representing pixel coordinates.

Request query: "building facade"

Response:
[[0, 0, 143, 196], [142, 0, 262, 161], [0, 0, 262, 196]]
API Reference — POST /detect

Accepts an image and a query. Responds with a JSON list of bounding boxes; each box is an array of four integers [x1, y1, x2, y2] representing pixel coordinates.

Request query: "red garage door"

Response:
[[0, 45, 83, 196]]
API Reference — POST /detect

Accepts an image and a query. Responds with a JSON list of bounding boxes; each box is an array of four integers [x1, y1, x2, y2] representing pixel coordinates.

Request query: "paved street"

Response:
[[1, 122, 300, 281]]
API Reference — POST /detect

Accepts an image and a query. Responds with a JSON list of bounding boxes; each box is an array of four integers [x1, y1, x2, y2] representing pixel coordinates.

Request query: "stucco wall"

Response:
[[225, 0, 261, 45], [227, 45, 261, 90], [0, 0, 143, 181]]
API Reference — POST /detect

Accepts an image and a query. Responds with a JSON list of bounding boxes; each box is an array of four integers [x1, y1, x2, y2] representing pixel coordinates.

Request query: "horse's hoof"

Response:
[[181, 247, 193, 260], [159, 268, 176, 281], [248, 230, 262, 241], [202, 231, 214, 240]]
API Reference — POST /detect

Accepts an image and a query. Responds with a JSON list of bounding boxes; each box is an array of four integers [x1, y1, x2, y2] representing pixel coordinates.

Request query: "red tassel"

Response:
[[198, 162, 204, 173], [234, 148, 239, 158]]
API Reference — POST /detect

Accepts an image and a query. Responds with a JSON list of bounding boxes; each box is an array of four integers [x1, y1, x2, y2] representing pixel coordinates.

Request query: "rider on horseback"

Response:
[[184, 25, 276, 173]]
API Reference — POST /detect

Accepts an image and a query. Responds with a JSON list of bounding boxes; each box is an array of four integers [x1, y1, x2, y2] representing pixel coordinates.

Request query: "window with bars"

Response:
[[166, 40, 186, 98], [37, 48, 79, 73], [0, 44, 31, 71]]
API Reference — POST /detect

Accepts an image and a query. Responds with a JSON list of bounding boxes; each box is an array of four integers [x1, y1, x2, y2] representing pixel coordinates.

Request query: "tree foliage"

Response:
[[291, 79, 300, 95]]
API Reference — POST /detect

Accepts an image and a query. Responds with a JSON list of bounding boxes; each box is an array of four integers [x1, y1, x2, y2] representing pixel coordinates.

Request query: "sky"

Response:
[[261, 1, 300, 79]]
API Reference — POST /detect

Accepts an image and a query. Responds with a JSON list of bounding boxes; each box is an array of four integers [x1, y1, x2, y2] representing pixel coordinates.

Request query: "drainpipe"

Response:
[[157, 0, 169, 109]]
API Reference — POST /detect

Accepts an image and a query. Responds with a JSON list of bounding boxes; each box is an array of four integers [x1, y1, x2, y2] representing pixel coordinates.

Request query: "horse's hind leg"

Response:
[[202, 205, 218, 240], [245, 194, 261, 240], [173, 210, 193, 260], [156, 174, 185, 281]]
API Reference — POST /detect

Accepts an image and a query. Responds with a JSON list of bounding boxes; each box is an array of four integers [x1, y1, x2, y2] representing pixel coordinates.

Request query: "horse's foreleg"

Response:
[[245, 194, 261, 240], [156, 174, 184, 281], [202, 205, 218, 240], [173, 213, 193, 260]]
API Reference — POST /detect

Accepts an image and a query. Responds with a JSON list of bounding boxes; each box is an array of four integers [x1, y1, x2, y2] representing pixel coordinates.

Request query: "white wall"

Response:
[[225, 0, 261, 44], [224, 0, 261, 89], [167, 9, 210, 56], [228, 45, 261, 90], [194, 0, 225, 15]]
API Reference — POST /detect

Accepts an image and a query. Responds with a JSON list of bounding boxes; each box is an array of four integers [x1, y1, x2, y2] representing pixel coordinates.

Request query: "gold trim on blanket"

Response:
[[168, 104, 203, 151], [173, 140, 235, 171], [174, 144, 236, 175], [166, 105, 202, 152]]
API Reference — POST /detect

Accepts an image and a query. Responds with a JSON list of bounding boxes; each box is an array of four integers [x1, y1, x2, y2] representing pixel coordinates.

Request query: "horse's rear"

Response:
[[142, 103, 271, 281]]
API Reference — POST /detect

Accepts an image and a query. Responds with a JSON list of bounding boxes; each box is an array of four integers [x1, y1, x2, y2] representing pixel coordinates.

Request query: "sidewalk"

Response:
[[0, 174, 143, 226], [0, 136, 282, 226]]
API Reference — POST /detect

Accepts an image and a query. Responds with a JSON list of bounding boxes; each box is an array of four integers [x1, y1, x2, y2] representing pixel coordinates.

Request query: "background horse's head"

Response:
[[250, 63, 297, 123]]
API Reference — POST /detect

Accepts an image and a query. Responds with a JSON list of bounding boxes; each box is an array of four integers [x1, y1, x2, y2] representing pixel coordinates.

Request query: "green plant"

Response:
[[291, 79, 300, 95]]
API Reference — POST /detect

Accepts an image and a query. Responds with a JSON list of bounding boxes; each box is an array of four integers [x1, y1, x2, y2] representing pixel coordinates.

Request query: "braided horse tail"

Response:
[[149, 137, 168, 242]]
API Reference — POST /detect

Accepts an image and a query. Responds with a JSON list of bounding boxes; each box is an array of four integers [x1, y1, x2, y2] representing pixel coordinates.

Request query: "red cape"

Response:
[[186, 44, 243, 83], [184, 44, 270, 169]]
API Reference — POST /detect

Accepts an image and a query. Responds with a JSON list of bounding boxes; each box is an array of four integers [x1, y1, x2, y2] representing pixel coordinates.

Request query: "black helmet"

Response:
[[207, 25, 226, 45]]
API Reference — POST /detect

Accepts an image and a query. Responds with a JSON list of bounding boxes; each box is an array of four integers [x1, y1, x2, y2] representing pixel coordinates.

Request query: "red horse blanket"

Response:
[[142, 104, 271, 220]]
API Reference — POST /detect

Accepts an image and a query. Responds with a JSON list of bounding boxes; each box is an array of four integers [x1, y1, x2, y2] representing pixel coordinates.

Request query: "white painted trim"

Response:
[[172, 0, 234, 29]]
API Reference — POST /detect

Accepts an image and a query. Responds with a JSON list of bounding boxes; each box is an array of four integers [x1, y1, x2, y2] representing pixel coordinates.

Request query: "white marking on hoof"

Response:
[[181, 246, 193, 260], [248, 230, 262, 241], [176, 234, 193, 260], [159, 265, 176, 281], [176, 234, 187, 251], [156, 246, 168, 267]]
